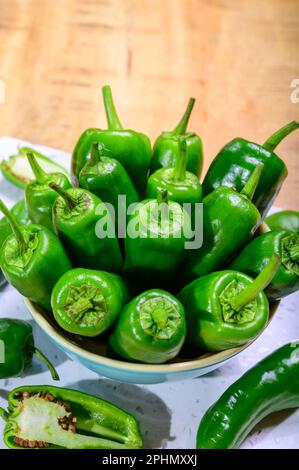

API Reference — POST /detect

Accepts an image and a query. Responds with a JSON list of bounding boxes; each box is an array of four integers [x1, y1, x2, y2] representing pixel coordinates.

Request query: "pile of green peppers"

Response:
[[0, 85, 298, 450]]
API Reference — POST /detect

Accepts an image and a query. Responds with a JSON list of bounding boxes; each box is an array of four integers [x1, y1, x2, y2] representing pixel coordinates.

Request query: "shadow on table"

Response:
[[66, 378, 174, 449]]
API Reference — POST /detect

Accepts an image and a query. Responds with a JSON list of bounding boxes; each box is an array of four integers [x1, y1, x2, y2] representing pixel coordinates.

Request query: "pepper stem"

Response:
[[102, 85, 123, 130], [0, 407, 8, 422], [26, 346, 59, 381], [0, 199, 27, 252], [173, 138, 188, 181], [49, 183, 77, 209], [157, 189, 169, 221], [27, 152, 47, 184], [263, 121, 299, 152], [231, 254, 281, 312], [240, 163, 264, 200], [172, 97, 196, 135], [90, 142, 102, 164]]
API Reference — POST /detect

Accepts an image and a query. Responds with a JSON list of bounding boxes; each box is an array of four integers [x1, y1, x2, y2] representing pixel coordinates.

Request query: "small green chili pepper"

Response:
[[0, 385, 143, 449], [179, 255, 280, 351], [151, 98, 203, 177], [202, 121, 299, 218], [0, 318, 59, 380], [265, 210, 299, 234], [51, 183, 122, 273], [230, 230, 299, 301], [51, 268, 129, 337], [196, 341, 299, 449], [0, 200, 72, 312], [25, 152, 71, 231], [110, 289, 186, 363]]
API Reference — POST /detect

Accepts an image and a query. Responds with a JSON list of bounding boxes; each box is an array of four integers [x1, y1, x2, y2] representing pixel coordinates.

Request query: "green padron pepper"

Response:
[[0, 200, 72, 312], [265, 210, 299, 234], [230, 230, 299, 301], [0, 318, 59, 380], [71, 85, 151, 195], [25, 152, 71, 231], [151, 97, 203, 177], [179, 255, 280, 352], [0, 385, 143, 449], [203, 121, 299, 218], [51, 268, 129, 337], [110, 289, 186, 363], [51, 183, 122, 273]]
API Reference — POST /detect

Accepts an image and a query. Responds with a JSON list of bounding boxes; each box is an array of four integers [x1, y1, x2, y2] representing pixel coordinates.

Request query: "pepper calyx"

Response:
[[4, 231, 39, 268], [139, 296, 181, 339], [281, 234, 299, 275], [219, 280, 257, 324], [64, 284, 107, 326]]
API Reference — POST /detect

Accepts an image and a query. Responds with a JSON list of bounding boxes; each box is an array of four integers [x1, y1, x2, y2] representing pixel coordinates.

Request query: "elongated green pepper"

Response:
[[202, 121, 299, 218], [180, 164, 263, 284], [71, 85, 151, 195], [0, 200, 72, 312], [25, 152, 71, 231], [51, 183, 122, 273], [179, 255, 280, 351], [0, 318, 59, 380], [265, 210, 299, 234], [110, 289, 186, 363], [51, 268, 129, 337], [151, 98, 203, 177], [0, 385, 143, 449], [197, 341, 299, 449], [230, 230, 299, 301]]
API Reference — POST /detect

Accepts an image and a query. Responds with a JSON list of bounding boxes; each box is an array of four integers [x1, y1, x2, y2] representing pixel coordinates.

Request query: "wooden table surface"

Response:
[[0, 0, 298, 209]]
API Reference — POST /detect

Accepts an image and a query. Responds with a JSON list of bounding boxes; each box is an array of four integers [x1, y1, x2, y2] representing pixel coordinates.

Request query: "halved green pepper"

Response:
[[25, 152, 71, 231], [202, 121, 299, 218], [71, 85, 151, 195], [179, 255, 280, 351], [265, 210, 299, 234], [0, 385, 143, 449], [110, 289, 186, 363], [0, 200, 72, 312], [51, 183, 122, 273], [51, 268, 129, 337], [150, 97, 203, 177], [230, 230, 299, 301]]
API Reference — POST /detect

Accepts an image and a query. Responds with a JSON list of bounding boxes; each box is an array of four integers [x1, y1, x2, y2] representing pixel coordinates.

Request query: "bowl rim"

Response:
[[24, 297, 279, 374]]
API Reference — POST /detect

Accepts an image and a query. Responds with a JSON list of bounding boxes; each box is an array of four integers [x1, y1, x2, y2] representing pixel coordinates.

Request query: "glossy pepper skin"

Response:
[[197, 341, 299, 449], [0, 319, 59, 380], [146, 139, 202, 206], [71, 85, 151, 195], [202, 121, 299, 218], [25, 152, 71, 231], [180, 165, 263, 284], [123, 190, 191, 289], [230, 230, 299, 301], [79, 142, 139, 224], [110, 289, 186, 363], [179, 256, 280, 351], [0, 200, 72, 312], [0, 385, 143, 449], [51, 184, 122, 273], [266, 210, 299, 234], [51, 268, 129, 337], [151, 97, 203, 177]]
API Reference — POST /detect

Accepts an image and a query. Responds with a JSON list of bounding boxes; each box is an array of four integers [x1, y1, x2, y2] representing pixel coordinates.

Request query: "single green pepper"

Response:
[[71, 85, 151, 195], [265, 210, 299, 234], [180, 164, 263, 284], [51, 183, 122, 273], [79, 142, 139, 225], [146, 138, 203, 206], [124, 190, 191, 289], [230, 230, 299, 301], [51, 268, 129, 337], [179, 255, 280, 351], [0, 318, 59, 380], [0, 200, 72, 312], [1, 146, 70, 189], [110, 289, 186, 363], [0, 385, 143, 449], [150, 97, 203, 177], [196, 341, 299, 449], [25, 152, 71, 231], [202, 121, 299, 218]]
